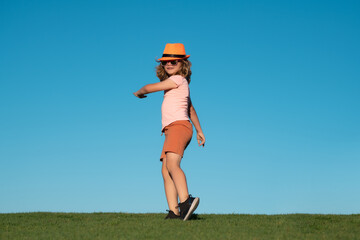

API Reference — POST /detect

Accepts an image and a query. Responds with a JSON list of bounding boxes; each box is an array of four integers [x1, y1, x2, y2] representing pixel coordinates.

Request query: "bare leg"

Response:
[[162, 157, 180, 215], [165, 152, 189, 203]]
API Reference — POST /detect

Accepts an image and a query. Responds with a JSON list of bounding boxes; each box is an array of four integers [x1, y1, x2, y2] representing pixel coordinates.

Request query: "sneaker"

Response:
[[164, 210, 181, 219], [178, 195, 200, 221]]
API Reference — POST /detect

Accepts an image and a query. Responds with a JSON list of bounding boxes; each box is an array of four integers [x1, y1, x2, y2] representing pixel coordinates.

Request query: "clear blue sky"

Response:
[[1, 0, 359, 214]]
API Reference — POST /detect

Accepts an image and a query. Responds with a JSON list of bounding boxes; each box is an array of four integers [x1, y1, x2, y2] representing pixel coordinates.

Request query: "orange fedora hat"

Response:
[[157, 43, 190, 61]]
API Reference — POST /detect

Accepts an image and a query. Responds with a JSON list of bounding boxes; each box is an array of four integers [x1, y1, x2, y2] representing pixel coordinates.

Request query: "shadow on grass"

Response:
[[189, 214, 204, 221]]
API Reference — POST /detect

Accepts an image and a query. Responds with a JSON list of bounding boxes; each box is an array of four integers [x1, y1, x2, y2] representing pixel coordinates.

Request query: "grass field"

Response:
[[0, 212, 359, 239]]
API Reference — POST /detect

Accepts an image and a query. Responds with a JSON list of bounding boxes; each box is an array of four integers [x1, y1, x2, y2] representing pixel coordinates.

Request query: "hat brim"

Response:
[[157, 55, 190, 61]]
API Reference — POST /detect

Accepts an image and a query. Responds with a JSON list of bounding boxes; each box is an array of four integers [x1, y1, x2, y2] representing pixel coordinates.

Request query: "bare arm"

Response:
[[189, 98, 206, 147], [133, 79, 177, 98]]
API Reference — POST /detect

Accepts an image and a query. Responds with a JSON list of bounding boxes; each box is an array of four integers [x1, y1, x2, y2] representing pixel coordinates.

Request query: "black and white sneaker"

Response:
[[178, 195, 200, 221], [164, 210, 181, 220]]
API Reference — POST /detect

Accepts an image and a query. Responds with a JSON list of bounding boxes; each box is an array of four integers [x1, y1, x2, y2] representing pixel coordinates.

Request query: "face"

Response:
[[162, 60, 182, 76]]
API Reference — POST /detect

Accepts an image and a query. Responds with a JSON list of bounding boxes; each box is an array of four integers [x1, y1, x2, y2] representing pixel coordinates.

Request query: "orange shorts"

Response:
[[160, 120, 193, 161]]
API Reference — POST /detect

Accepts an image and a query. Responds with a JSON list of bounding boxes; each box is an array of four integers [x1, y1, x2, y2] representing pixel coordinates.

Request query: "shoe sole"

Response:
[[183, 197, 199, 221]]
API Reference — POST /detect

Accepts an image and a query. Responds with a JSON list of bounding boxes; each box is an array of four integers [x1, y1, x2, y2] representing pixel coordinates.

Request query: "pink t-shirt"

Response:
[[161, 75, 190, 131]]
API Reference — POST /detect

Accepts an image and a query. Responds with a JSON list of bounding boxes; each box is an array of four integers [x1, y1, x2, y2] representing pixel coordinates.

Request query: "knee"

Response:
[[166, 161, 179, 175], [161, 166, 168, 178], [162, 163, 171, 180]]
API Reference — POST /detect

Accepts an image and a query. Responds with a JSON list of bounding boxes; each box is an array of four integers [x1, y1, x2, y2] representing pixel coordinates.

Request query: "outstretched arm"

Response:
[[133, 79, 177, 98], [189, 98, 206, 147]]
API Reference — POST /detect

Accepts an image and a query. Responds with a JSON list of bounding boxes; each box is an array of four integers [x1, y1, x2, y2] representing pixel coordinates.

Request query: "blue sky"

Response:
[[1, 0, 359, 214]]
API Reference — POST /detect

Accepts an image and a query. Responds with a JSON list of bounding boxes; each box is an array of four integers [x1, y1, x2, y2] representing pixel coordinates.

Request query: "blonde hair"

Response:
[[156, 59, 192, 83]]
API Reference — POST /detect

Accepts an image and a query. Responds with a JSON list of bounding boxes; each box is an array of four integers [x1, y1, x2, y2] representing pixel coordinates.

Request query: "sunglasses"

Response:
[[161, 60, 179, 66]]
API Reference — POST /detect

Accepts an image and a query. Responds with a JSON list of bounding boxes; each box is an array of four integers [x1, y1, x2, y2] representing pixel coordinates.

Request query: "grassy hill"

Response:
[[1, 212, 359, 239]]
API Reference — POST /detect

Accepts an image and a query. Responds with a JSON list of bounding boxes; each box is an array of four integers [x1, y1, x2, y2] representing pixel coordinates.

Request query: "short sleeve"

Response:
[[169, 75, 184, 87]]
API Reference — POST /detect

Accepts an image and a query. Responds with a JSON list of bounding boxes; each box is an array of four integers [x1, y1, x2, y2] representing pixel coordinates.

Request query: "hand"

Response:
[[133, 92, 147, 98], [197, 131, 205, 147]]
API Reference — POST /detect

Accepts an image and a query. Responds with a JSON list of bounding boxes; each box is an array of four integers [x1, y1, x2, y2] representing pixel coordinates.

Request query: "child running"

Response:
[[133, 43, 205, 221]]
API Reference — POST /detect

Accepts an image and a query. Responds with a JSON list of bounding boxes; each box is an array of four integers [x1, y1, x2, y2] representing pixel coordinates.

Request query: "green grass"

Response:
[[1, 212, 359, 239]]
